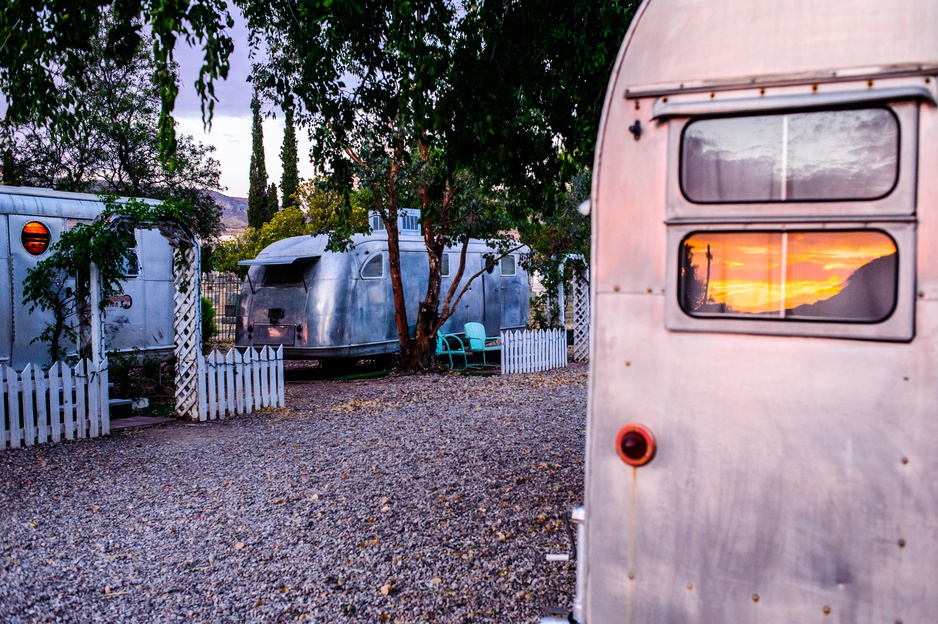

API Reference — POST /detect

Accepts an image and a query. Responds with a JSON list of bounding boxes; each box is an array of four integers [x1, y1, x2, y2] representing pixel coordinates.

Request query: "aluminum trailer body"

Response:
[[0, 185, 176, 369], [571, 0, 938, 622], [235, 231, 529, 359]]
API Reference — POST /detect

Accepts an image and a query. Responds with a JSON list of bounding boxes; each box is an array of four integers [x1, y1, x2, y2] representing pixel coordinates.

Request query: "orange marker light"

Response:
[[616, 424, 657, 467], [22, 221, 51, 255]]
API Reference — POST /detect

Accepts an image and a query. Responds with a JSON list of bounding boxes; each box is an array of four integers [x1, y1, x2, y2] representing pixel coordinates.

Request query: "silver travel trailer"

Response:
[[566, 0, 938, 622], [0, 185, 176, 369], [235, 217, 529, 360]]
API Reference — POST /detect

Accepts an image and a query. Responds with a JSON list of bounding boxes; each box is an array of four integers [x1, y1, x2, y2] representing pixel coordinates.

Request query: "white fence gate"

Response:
[[501, 328, 568, 375], [2, 360, 109, 449], [199, 346, 284, 421]]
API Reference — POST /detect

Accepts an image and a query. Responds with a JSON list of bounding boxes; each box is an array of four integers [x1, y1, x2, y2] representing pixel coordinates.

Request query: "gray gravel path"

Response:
[[0, 367, 586, 623]]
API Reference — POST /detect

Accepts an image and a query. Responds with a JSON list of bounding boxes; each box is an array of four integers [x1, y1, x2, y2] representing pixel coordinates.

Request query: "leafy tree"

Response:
[[280, 108, 300, 210], [248, 93, 274, 228], [0, 0, 234, 169], [211, 183, 373, 275], [243, 0, 535, 370], [2, 0, 635, 370], [0, 14, 224, 247], [296, 181, 370, 233], [212, 205, 313, 275]]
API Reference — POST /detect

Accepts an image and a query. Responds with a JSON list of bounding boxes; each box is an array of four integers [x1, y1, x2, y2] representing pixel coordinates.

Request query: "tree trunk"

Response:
[[383, 155, 413, 365]]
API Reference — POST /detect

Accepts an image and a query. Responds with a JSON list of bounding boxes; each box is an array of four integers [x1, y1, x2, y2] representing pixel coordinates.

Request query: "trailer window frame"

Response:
[[665, 100, 920, 221], [360, 253, 385, 279], [500, 255, 517, 276], [664, 221, 915, 342], [679, 107, 901, 204]]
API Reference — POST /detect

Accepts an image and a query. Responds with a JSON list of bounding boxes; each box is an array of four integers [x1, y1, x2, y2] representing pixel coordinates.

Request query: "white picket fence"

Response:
[[1, 360, 109, 449], [501, 328, 568, 375], [200, 346, 284, 421]]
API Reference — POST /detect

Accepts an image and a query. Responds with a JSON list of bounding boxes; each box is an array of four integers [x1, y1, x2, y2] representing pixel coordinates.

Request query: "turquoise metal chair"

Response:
[[436, 331, 468, 370], [464, 322, 501, 367]]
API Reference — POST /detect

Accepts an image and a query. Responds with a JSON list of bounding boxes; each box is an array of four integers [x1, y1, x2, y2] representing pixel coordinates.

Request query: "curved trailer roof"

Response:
[[612, 0, 938, 96], [0, 185, 159, 219]]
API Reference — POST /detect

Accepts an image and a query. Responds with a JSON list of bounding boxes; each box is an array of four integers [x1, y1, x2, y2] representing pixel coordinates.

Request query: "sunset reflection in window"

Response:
[[679, 231, 898, 321]]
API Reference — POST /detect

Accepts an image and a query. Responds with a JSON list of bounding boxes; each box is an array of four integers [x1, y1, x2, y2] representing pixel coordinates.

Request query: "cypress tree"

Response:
[[267, 182, 279, 221], [280, 108, 300, 210], [247, 93, 270, 228]]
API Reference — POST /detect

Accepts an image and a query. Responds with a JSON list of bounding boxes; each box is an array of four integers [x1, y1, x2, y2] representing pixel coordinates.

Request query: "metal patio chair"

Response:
[[464, 322, 501, 367], [436, 331, 468, 371]]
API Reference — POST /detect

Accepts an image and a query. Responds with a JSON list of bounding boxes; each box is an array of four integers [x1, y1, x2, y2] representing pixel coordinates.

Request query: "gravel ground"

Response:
[[0, 366, 586, 623]]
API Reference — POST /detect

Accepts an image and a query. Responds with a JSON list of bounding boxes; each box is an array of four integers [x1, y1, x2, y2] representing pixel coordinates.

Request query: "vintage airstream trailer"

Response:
[[0, 185, 176, 369], [235, 217, 529, 360], [564, 0, 938, 622]]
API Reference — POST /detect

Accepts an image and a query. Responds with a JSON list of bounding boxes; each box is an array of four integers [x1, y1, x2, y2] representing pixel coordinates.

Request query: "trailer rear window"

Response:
[[681, 108, 899, 203], [263, 260, 313, 286], [679, 230, 897, 322]]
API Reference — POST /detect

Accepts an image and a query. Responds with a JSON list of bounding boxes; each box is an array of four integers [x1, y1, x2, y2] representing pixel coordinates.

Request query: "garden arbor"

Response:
[[88, 212, 203, 421]]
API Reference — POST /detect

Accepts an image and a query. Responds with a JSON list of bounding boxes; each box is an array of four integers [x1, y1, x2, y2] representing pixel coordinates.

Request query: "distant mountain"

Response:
[[789, 252, 898, 320], [208, 190, 248, 237]]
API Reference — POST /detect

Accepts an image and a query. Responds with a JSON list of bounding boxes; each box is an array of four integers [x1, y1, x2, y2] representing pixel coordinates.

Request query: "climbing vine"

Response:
[[23, 195, 196, 364]]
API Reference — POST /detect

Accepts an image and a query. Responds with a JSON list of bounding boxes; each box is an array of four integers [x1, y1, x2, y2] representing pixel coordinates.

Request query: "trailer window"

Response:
[[679, 230, 897, 322], [263, 260, 312, 286], [500, 256, 516, 276], [681, 108, 899, 203], [122, 249, 140, 278], [361, 253, 384, 279]]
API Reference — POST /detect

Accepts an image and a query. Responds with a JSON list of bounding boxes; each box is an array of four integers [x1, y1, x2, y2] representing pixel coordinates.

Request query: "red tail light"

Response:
[[616, 424, 657, 467]]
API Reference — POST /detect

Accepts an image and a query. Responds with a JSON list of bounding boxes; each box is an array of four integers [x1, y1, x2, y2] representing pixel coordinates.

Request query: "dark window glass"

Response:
[[361, 253, 384, 279], [679, 231, 897, 322], [263, 260, 312, 286], [122, 249, 140, 278], [681, 109, 899, 202], [441, 253, 450, 277]]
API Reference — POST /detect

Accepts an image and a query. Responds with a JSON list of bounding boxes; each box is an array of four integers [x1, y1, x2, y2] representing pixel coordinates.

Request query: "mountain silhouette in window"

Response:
[[788, 252, 897, 321]]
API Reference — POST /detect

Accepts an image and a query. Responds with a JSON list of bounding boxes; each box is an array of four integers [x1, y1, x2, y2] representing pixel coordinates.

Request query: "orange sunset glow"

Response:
[[682, 231, 897, 315]]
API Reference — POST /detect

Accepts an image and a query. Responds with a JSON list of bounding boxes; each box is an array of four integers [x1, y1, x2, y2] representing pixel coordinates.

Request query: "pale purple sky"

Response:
[[174, 7, 315, 198]]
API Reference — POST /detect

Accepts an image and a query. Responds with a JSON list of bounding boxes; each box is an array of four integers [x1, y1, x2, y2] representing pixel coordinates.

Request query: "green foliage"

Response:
[[1, 12, 223, 247], [267, 182, 280, 217], [201, 296, 218, 342], [280, 109, 300, 210], [522, 167, 592, 294], [241, 0, 628, 370], [297, 181, 369, 234], [211, 206, 314, 275], [23, 196, 198, 363], [0, 0, 234, 169]]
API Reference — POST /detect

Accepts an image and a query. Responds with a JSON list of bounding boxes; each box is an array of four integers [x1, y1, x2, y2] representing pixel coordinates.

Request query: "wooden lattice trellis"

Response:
[[571, 263, 590, 362], [172, 244, 203, 421], [557, 254, 590, 363]]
